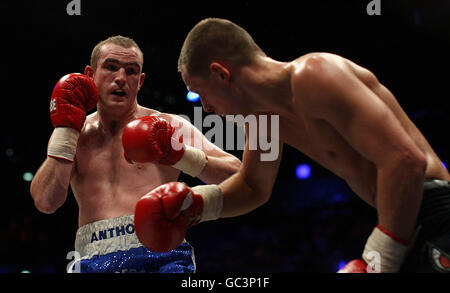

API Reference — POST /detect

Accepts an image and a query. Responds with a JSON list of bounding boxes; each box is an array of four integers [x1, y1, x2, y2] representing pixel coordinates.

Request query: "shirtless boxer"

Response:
[[29, 35, 241, 273], [132, 18, 450, 273]]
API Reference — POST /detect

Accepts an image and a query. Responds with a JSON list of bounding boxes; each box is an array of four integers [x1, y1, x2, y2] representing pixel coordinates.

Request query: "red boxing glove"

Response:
[[122, 116, 185, 165], [50, 73, 99, 132], [47, 73, 99, 162], [337, 259, 368, 273], [134, 182, 204, 252]]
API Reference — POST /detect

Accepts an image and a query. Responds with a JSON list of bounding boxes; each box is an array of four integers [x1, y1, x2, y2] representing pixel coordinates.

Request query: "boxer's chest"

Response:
[[74, 127, 178, 190], [279, 112, 375, 183]]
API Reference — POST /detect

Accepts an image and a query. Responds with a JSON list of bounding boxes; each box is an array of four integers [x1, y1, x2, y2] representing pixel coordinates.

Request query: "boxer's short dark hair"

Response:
[[90, 35, 144, 70], [178, 18, 265, 77]]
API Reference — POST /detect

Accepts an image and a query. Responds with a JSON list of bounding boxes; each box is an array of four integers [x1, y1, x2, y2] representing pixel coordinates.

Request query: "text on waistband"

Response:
[[91, 224, 135, 243]]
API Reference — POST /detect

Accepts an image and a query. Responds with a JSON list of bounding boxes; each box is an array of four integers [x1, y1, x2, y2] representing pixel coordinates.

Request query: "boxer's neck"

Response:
[[97, 99, 138, 135], [237, 56, 293, 116]]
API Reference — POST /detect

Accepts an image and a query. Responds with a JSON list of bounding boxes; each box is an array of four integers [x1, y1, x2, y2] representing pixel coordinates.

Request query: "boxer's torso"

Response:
[[71, 106, 180, 227], [278, 53, 450, 206]]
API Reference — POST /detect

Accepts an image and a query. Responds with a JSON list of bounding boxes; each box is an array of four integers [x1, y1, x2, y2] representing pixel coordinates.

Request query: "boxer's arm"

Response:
[[299, 56, 426, 241], [133, 123, 282, 252], [160, 115, 280, 217], [165, 114, 241, 184], [188, 122, 241, 184], [218, 123, 283, 218], [30, 136, 74, 214], [31, 73, 97, 214]]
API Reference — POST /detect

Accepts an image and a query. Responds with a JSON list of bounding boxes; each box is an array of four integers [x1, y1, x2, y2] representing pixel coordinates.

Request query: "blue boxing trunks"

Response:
[[67, 215, 196, 273]]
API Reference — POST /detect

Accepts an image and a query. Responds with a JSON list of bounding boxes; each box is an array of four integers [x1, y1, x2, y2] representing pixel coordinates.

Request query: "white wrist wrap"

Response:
[[172, 145, 207, 177], [47, 127, 80, 162], [362, 226, 409, 273], [191, 185, 223, 222]]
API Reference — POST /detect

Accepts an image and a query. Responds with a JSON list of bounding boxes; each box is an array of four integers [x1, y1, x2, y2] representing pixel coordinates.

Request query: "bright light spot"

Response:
[[186, 91, 200, 102], [295, 164, 311, 179], [23, 172, 34, 182], [20, 270, 31, 273], [442, 161, 447, 170], [338, 260, 347, 271]]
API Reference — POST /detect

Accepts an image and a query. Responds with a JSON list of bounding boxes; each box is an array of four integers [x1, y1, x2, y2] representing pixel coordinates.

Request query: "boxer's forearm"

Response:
[[218, 171, 273, 218], [30, 157, 72, 214], [375, 154, 427, 241], [197, 155, 241, 185], [217, 142, 283, 218]]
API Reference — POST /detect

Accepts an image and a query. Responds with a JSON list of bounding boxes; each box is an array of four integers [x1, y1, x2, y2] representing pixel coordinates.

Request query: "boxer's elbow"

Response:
[[398, 150, 427, 177], [30, 185, 65, 214], [202, 155, 242, 184], [255, 189, 272, 207], [242, 173, 275, 209], [34, 200, 58, 214], [382, 149, 427, 179], [31, 196, 55, 214], [225, 156, 242, 177], [248, 184, 272, 208], [32, 194, 58, 214]]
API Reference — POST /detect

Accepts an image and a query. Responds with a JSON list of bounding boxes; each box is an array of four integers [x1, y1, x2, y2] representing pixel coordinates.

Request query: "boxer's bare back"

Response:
[[277, 53, 450, 206], [181, 51, 449, 238]]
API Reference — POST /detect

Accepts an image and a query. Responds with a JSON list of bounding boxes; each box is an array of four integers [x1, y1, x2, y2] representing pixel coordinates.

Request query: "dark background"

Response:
[[0, 0, 449, 273]]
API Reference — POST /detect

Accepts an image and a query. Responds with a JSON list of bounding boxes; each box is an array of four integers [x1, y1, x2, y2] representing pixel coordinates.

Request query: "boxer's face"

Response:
[[181, 67, 246, 116], [86, 43, 145, 110]]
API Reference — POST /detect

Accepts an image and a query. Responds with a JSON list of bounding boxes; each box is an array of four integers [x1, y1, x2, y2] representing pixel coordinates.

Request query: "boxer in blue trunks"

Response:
[[30, 35, 241, 273], [68, 215, 195, 273]]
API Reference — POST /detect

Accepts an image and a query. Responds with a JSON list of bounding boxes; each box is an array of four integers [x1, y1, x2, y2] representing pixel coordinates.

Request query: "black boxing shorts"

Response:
[[400, 179, 450, 273]]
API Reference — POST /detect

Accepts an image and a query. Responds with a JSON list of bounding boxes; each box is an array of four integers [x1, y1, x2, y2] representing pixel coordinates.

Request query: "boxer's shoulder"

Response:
[[80, 111, 100, 137], [136, 105, 161, 117], [292, 52, 348, 79], [289, 53, 366, 109], [137, 106, 191, 128], [294, 53, 376, 85]]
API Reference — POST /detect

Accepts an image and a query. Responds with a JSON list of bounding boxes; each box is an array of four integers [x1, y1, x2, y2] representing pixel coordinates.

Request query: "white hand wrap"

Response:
[[191, 184, 223, 222], [47, 127, 79, 162], [172, 145, 207, 177], [362, 226, 410, 273]]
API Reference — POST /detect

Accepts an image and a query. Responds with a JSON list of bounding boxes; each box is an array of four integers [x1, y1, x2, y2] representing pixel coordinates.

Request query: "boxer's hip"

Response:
[[69, 214, 196, 273], [400, 179, 450, 273]]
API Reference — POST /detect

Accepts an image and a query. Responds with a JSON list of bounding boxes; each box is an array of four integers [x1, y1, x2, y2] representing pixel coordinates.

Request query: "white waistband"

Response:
[[75, 215, 142, 258], [74, 214, 187, 258]]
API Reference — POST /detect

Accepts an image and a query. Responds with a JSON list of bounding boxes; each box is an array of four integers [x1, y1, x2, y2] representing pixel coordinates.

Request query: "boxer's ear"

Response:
[[84, 65, 94, 78], [138, 73, 146, 91], [210, 62, 230, 85]]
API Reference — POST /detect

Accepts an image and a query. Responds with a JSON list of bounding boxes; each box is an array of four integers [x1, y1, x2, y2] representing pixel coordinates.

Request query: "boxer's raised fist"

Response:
[[122, 116, 208, 177], [122, 116, 185, 164], [50, 73, 99, 132]]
